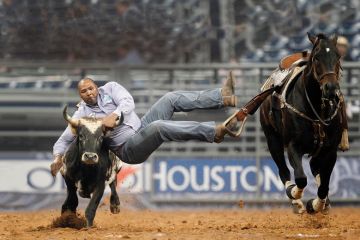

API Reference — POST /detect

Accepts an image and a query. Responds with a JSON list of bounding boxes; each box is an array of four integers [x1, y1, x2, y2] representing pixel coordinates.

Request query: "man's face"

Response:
[[337, 44, 348, 59], [78, 79, 98, 105]]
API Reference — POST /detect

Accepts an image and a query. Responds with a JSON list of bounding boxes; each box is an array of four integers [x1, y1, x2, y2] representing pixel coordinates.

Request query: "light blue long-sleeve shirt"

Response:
[[53, 81, 141, 156]]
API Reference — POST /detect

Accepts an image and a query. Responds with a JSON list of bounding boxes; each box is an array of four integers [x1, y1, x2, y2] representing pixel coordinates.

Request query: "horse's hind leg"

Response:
[[287, 142, 307, 199], [264, 130, 305, 212], [264, 129, 290, 184], [307, 150, 337, 214]]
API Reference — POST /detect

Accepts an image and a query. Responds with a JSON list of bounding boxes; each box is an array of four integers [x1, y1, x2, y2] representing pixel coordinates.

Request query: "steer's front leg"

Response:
[[85, 183, 105, 227]]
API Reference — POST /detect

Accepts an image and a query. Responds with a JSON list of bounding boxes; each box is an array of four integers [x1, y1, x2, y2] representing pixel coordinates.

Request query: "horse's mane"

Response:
[[315, 33, 327, 40]]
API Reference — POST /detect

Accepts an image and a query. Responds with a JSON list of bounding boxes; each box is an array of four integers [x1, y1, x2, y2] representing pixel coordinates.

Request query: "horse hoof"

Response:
[[110, 204, 120, 214], [291, 199, 305, 214], [286, 184, 297, 199], [321, 198, 331, 215], [306, 199, 317, 214]]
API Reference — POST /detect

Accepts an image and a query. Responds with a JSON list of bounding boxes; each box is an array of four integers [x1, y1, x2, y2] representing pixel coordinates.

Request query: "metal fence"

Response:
[[0, 61, 359, 157], [0, 61, 359, 205]]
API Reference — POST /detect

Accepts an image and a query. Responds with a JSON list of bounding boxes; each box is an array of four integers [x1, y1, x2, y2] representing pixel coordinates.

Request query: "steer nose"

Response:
[[82, 152, 99, 164]]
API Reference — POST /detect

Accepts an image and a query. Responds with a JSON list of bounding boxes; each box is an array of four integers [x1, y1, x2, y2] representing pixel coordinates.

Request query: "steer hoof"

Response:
[[110, 204, 120, 214], [306, 199, 316, 214]]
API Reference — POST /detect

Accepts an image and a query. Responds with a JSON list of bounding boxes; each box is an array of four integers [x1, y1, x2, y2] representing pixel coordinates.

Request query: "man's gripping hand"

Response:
[[102, 113, 121, 130], [50, 155, 63, 177]]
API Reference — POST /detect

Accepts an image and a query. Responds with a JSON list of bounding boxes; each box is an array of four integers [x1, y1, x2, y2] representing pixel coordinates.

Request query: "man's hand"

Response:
[[102, 113, 120, 130], [50, 155, 63, 177]]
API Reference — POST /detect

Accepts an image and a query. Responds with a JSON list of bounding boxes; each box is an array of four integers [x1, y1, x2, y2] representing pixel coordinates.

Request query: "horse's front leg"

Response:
[[286, 142, 307, 213], [309, 156, 331, 214], [306, 149, 337, 214]]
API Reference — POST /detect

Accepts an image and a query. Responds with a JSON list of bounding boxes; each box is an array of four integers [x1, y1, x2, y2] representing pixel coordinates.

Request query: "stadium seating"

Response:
[[0, 0, 358, 63]]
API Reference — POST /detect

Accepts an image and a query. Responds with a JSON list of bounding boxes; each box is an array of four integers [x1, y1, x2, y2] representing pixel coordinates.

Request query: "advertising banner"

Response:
[[0, 153, 359, 210], [150, 156, 360, 200]]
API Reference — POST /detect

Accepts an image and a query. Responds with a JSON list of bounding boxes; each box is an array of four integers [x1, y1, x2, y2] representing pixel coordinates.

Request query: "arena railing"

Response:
[[0, 61, 359, 158]]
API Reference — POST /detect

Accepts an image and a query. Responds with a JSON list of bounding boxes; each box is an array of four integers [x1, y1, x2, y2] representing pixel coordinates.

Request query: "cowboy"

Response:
[[50, 73, 238, 176]]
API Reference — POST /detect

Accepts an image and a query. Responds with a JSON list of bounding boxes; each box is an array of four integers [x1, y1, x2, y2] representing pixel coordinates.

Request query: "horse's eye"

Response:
[[79, 135, 86, 141]]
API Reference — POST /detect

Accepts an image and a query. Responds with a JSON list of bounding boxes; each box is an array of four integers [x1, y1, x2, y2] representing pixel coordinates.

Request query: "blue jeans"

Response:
[[119, 89, 224, 164]]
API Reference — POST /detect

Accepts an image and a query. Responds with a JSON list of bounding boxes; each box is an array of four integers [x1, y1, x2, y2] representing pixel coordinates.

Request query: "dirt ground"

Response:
[[0, 207, 359, 240]]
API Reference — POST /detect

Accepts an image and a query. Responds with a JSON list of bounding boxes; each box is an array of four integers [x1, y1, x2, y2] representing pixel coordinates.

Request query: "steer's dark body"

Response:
[[60, 109, 122, 227]]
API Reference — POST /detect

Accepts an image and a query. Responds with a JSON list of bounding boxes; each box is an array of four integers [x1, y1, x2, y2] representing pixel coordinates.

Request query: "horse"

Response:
[[260, 33, 344, 214]]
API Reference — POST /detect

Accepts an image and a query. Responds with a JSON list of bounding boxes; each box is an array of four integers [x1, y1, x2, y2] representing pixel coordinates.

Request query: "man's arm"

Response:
[[102, 113, 121, 129], [50, 108, 83, 176], [53, 126, 76, 156], [108, 82, 136, 117], [102, 82, 135, 128]]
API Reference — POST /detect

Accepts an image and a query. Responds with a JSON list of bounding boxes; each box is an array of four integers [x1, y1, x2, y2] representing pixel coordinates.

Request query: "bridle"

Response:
[[273, 34, 343, 156], [303, 39, 342, 126]]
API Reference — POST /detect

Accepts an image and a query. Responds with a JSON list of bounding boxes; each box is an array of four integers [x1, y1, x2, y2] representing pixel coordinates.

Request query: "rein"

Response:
[[303, 81, 341, 126], [274, 69, 341, 157], [275, 72, 341, 126]]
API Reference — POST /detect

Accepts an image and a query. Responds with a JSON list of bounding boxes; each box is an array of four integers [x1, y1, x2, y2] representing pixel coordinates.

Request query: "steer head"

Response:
[[62, 105, 123, 165]]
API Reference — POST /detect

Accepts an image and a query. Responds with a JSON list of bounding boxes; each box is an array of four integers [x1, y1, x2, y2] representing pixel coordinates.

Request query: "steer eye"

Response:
[[79, 135, 86, 141]]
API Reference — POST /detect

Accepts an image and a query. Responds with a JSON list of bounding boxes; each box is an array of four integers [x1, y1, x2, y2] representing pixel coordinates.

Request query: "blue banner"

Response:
[[152, 158, 283, 197], [152, 156, 360, 200]]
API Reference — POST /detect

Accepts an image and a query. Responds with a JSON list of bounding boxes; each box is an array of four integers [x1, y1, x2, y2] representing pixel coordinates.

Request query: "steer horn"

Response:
[[115, 111, 124, 126], [63, 105, 80, 127]]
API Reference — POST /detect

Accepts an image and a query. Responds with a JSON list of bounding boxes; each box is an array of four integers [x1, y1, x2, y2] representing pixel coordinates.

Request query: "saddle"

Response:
[[279, 51, 309, 70], [261, 51, 309, 92], [221, 52, 309, 137], [260, 52, 308, 131]]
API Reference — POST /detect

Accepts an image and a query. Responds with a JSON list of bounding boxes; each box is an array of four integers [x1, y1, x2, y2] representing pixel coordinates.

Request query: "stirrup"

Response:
[[222, 110, 247, 137]]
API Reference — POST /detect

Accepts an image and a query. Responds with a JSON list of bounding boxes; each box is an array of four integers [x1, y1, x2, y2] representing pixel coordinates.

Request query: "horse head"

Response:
[[307, 33, 341, 101]]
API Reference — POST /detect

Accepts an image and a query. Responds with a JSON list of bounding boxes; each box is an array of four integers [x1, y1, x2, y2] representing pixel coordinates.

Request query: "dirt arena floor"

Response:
[[0, 207, 359, 240]]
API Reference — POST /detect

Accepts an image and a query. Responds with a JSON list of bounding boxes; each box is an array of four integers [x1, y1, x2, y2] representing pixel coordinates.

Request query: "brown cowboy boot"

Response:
[[222, 71, 235, 96], [223, 95, 238, 107], [214, 116, 238, 143], [222, 71, 237, 107]]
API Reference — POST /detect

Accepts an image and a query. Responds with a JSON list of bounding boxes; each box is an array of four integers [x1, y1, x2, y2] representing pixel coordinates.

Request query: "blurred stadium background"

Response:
[[0, 0, 359, 210]]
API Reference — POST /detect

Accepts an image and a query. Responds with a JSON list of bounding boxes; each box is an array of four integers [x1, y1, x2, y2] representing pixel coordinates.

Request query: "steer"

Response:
[[60, 106, 123, 227]]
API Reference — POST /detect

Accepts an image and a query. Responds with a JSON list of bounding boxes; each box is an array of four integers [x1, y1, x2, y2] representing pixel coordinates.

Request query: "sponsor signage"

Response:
[[0, 159, 145, 193], [151, 158, 283, 199], [151, 157, 360, 199], [0, 154, 359, 200]]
